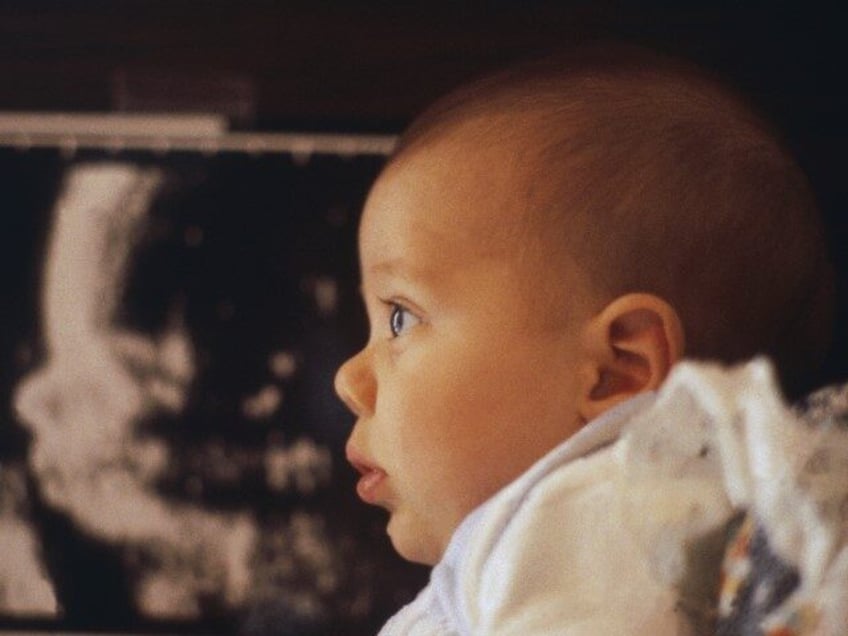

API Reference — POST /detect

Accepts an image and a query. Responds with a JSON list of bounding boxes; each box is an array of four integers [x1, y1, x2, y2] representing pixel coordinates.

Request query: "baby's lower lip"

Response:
[[355, 468, 387, 504]]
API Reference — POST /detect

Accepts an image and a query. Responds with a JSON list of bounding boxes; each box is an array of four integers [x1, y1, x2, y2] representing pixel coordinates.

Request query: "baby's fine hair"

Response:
[[391, 44, 834, 397]]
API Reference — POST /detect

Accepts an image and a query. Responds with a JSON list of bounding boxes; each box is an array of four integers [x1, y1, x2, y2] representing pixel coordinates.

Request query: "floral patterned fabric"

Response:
[[716, 380, 848, 635]]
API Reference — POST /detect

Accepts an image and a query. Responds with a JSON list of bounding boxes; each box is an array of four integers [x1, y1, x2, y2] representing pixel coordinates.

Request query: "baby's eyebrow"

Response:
[[370, 259, 404, 276], [369, 258, 436, 283]]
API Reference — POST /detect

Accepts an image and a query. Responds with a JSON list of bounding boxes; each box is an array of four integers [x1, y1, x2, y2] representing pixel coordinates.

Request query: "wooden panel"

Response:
[[0, 2, 843, 130]]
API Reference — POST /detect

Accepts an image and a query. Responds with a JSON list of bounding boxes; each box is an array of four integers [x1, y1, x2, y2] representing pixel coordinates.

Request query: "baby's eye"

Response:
[[388, 303, 420, 338]]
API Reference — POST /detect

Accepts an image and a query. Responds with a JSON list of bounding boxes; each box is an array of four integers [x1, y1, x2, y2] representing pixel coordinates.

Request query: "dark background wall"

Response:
[[0, 2, 843, 132]]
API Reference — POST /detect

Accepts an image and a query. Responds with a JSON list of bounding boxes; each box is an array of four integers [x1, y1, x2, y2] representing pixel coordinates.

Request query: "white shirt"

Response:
[[377, 361, 793, 635]]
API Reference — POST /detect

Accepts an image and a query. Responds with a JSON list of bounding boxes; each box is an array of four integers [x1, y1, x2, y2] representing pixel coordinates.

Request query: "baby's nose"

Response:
[[334, 349, 375, 418]]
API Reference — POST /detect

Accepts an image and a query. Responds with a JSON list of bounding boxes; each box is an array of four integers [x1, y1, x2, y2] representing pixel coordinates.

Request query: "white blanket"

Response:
[[378, 359, 848, 635]]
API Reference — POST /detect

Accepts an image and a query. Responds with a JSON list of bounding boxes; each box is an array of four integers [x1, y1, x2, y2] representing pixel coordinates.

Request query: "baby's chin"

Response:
[[387, 512, 445, 566]]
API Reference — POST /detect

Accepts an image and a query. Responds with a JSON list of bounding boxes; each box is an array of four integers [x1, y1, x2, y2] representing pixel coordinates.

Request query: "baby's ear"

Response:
[[577, 293, 684, 422]]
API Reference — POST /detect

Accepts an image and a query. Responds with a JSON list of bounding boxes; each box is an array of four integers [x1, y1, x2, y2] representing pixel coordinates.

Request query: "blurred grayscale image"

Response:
[[0, 147, 427, 635]]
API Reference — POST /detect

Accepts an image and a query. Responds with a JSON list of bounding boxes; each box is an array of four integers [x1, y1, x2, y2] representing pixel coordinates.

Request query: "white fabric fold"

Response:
[[378, 359, 848, 635]]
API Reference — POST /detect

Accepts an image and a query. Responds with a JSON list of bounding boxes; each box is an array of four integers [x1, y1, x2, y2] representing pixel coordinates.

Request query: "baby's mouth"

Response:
[[346, 449, 387, 505]]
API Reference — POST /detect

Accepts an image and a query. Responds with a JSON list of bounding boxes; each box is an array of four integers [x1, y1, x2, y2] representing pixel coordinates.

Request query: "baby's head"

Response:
[[335, 46, 833, 565]]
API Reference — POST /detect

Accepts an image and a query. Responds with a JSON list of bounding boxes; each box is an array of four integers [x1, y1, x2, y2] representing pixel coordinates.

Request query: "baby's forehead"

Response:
[[393, 111, 569, 205], [386, 125, 551, 226], [370, 125, 586, 283]]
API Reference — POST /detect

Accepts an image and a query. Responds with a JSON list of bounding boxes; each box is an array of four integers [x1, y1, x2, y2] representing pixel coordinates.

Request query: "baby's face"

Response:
[[334, 137, 596, 565]]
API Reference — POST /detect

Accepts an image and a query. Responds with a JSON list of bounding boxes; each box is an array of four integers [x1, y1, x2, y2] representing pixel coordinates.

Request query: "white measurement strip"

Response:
[[0, 112, 398, 156]]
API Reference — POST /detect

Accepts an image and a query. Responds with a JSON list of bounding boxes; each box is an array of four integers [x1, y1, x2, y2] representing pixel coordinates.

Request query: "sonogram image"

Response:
[[0, 147, 427, 635]]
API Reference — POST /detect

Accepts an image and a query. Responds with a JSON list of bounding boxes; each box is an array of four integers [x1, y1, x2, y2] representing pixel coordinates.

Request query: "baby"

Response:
[[334, 46, 835, 634]]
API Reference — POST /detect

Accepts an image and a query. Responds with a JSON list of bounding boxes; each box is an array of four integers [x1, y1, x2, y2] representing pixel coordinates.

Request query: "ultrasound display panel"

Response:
[[0, 143, 427, 636]]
